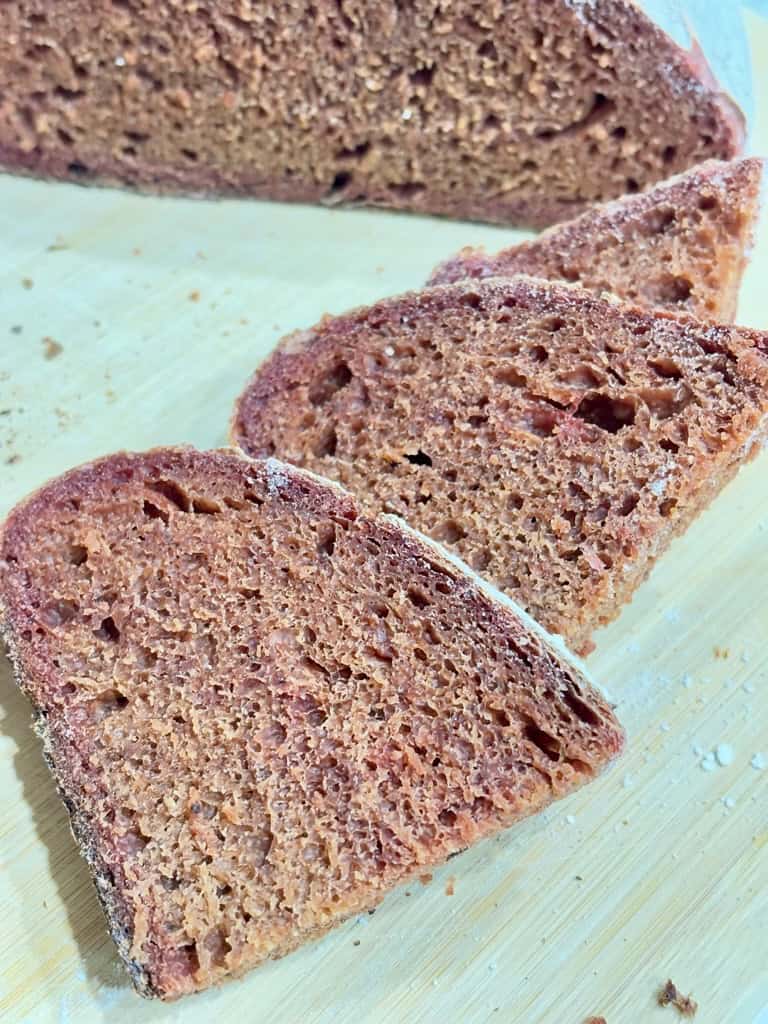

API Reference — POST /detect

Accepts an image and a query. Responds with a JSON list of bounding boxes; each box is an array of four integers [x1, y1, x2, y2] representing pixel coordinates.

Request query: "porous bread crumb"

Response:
[[429, 159, 762, 323], [0, 448, 625, 999], [234, 275, 768, 656], [0, 1, 743, 227]]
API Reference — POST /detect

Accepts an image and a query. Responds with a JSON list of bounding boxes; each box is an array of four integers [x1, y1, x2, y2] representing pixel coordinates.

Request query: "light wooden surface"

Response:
[[2, 14, 767, 1024]]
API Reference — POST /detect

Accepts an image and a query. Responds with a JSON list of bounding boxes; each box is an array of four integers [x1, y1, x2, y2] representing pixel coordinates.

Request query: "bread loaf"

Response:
[[429, 159, 764, 321], [232, 277, 768, 654], [0, 448, 623, 998], [0, 1, 746, 226]]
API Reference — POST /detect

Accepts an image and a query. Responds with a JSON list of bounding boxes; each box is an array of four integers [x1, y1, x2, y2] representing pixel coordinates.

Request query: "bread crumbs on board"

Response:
[[42, 337, 63, 360], [658, 978, 698, 1017]]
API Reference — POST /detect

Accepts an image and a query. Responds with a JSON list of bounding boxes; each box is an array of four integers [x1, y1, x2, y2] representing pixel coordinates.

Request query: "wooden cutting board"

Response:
[[1, 14, 767, 1024]]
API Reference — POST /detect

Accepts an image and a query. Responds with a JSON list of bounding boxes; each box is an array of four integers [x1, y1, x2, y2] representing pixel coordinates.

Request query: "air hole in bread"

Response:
[[309, 362, 352, 406], [495, 366, 526, 388], [95, 616, 120, 642], [314, 427, 338, 457], [524, 720, 561, 760], [316, 523, 336, 556], [575, 393, 636, 433], [657, 275, 692, 304], [405, 449, 432, 466], [42, 599, 78, 626], [431, 519, 466, 544], [91, 688, 128, 719], [529, 345, 548, 363], [648, 356, 682, 380], [66, 544, 88, 566]]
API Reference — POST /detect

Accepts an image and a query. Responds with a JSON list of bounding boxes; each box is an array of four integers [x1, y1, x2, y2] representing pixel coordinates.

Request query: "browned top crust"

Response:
[[0, 1, 744, 226], [232, 276, 768, 654], [0, 447, 623, 999], [429, 159, 763, 321]]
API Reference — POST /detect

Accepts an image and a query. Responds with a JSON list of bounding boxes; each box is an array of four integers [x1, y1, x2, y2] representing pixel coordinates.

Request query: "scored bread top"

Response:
[[0, 447, 623, 999], [429, 159, 764, 322], [232, 276, 768, 655]]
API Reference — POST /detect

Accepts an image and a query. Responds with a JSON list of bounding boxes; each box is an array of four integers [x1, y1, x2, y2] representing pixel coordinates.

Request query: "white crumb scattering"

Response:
[[682, 673, 693, 688], [488, 960, 498, 975], [700, 752, 717, 772], [692, 743, 703, 757], [622, 773, 634, 789], [664, 608, 681, 624], [401, 108, 413, 120], [741, 651, 751, 664], [649, 476, 667, 497], [384, 345, 395, 356], [715, 743, 735, 767], [432, 979, 439, 988], [264, 457, 289, 495], [751, 753, 767, 771], [565, 814, 576, 826], [625, 640, 641, 655], [743, 681, 756, 694], [722, 796, 736, 810], [114, 55, 126, 67], [660, 721, 671, 732]]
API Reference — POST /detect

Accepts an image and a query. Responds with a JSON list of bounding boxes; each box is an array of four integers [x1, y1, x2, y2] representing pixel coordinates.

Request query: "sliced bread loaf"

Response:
[[0, 448, 623, 999], [232, 277, 768, 655], [0, 1, 746, 226], [429, 159, 764, 321]]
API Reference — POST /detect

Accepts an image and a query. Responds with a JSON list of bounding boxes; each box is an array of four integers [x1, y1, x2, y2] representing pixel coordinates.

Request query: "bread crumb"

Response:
[[189, 290, 201, 302], [584, 1017, 607, 1024], [419, 873, 433, 886], [42, 336, 63, 360], [10, 324, 22, 334], [713, 646, 729, 659], [721, 796, 736, 809], [132, 247, 142, 256], [46, 237, 69, 252], [445, 876, 455, 896], [21, 277, 33, 289], [658, 979, 697, 1016], [751, 753, 766, 771], [565, 814, 576, 825], [5, 453, 20, 465], [352, 939, 360, 946]]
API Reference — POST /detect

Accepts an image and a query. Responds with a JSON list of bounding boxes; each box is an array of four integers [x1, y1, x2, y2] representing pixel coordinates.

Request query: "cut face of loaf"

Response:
[[429, 159, 764, 321], [232, 277, 768, 655], [0, 448, 623, 999], [0, 1, 744, 226]]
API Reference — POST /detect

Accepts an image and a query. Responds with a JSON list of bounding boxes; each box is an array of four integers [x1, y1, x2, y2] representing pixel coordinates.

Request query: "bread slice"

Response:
[[429, 159, 764, 321], [0, 448, 623, 1000], [232, 277, 768, 655], [0, 1, 745, 226]]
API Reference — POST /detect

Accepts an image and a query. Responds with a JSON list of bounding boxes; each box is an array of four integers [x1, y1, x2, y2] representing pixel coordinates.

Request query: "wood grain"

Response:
[[1, 14, 767, 1023]]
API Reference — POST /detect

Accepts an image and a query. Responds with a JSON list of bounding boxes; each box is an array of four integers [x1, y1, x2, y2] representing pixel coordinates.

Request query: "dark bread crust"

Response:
[[0, 0, 744, 227], [0, 447, 623, 998], [0, 616, 156, 996], [429, 159, 764, 320], [232, 277, 768, 655]]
